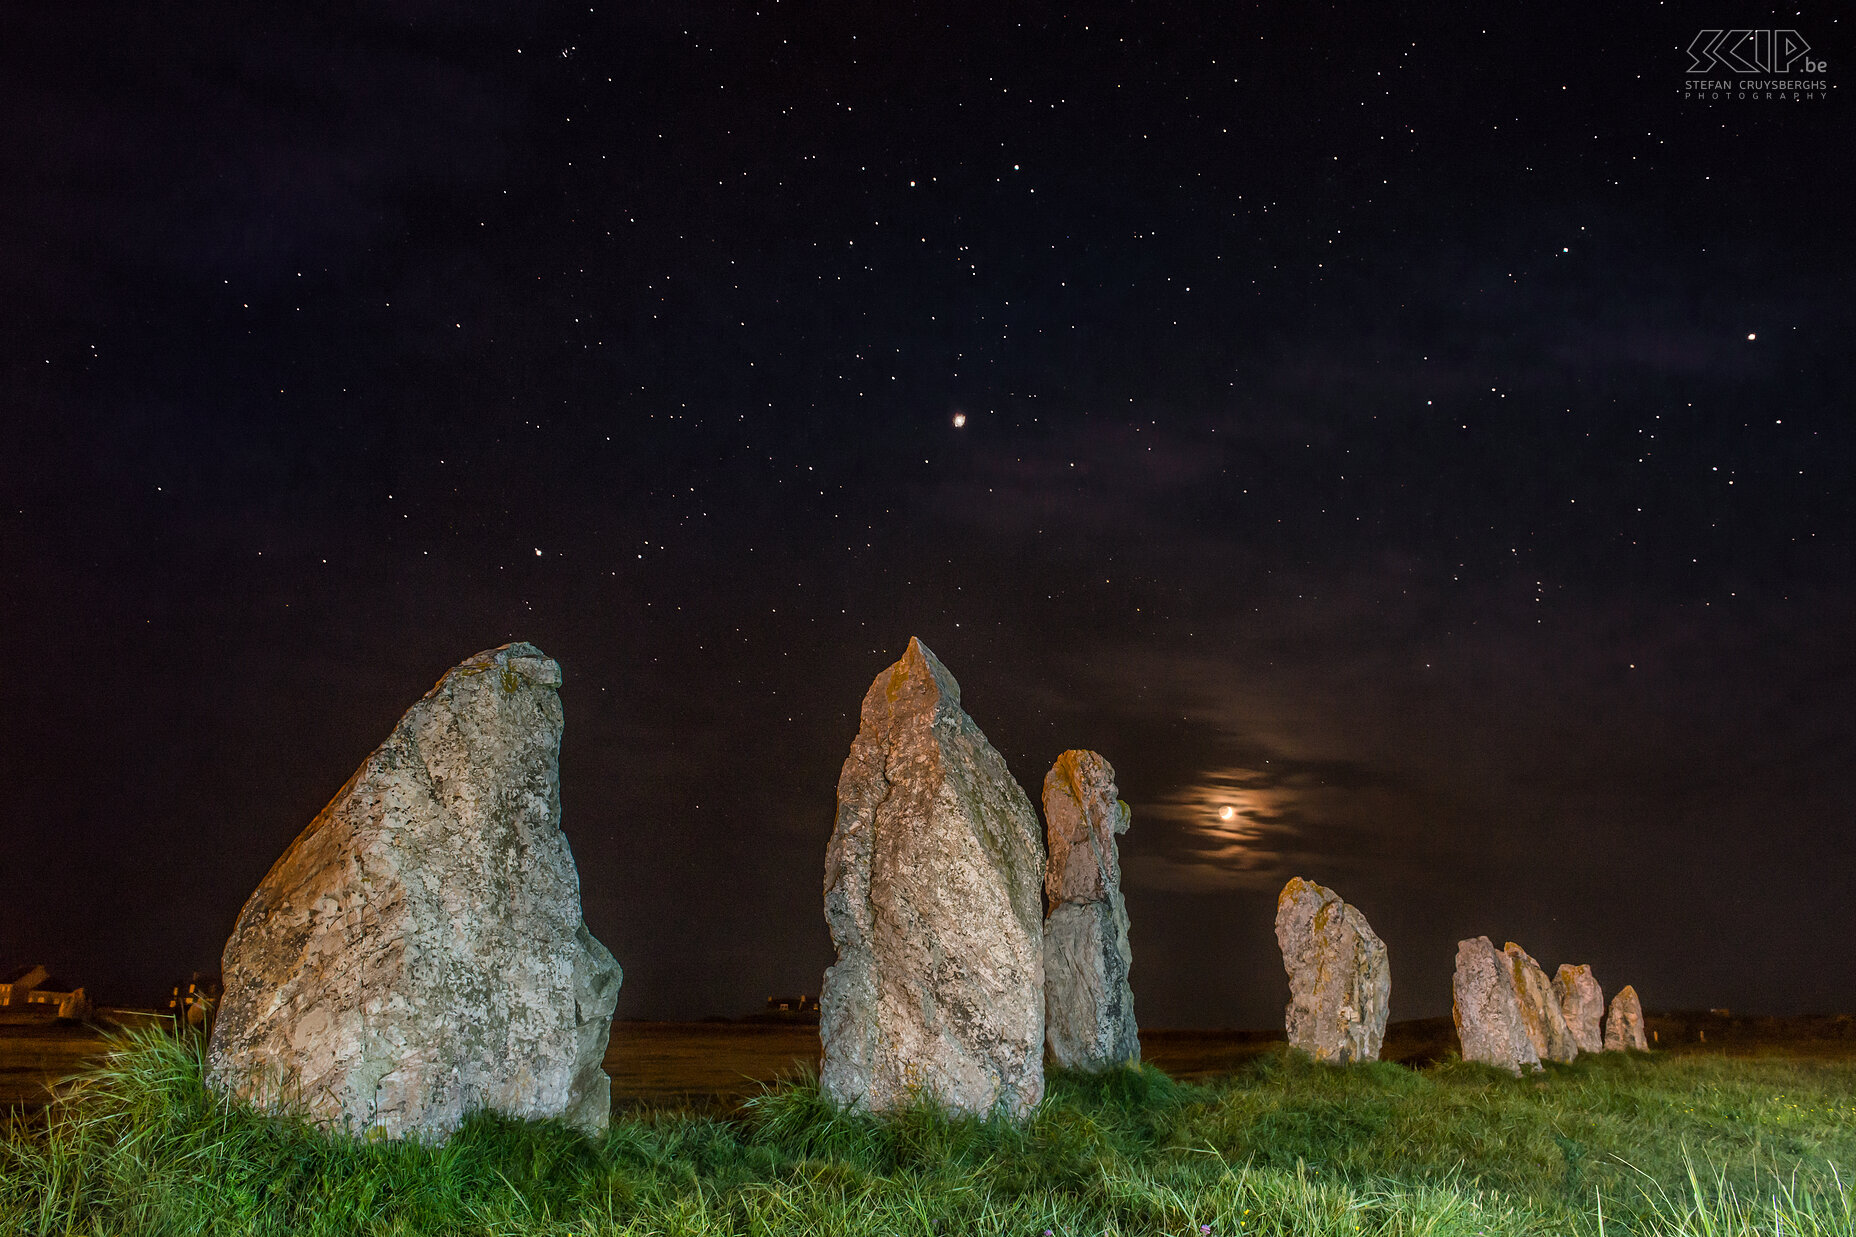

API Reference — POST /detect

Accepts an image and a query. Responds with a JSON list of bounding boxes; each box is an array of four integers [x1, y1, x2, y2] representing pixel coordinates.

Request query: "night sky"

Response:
[[4, 3, 1851, 1028]]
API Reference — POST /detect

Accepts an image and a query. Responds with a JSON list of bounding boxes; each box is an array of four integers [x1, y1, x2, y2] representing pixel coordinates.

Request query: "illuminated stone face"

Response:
[[1554, 963, 1606, 1053], [1274, 877, 1388, 1064], [1604, 985, 1648, 1051], [1505, 942, 1580, 1064], [821, 637, 1046, 1120], [1452, 935, 1541, 1076], [208, 643, 621, 1142], [1041, 750, 1139, 1072]]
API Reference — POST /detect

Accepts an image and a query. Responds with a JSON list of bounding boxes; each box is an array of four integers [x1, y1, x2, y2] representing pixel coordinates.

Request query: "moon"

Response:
[[952, 412, 967, 427]]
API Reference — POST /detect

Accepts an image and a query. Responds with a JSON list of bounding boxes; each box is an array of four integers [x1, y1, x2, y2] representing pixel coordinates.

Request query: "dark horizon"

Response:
[[3, 3, 1851, 1029]]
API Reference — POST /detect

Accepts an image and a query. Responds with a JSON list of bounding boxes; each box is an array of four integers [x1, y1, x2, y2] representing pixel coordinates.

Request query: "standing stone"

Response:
[[1042, 750, 1139, 1071], [1504, 943, 1580, 1063], [208, 643, 622, 1142], [1604, 984, 1648, 1051], [821, 638, 1046, 1118], [1554, 964, 1606, 1054], [1274, 877, 1390, 1064], [1452, 936, 1541, 1075]]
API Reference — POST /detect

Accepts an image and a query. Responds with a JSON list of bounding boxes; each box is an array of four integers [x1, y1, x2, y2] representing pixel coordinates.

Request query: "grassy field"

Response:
[[601, 1024, 1290, 1109], [4, 1029, 1854, 1236], [3, 1020, 1284, 1112], [9, 1011, 1849, 1109]]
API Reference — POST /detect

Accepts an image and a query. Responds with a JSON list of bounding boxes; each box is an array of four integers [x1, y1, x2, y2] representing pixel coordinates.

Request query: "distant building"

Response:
[[168, 972, 222, 1032], [764, 994, 820, 1015], [0, 964, 91, 1020], [0, 965, 50, 1005]]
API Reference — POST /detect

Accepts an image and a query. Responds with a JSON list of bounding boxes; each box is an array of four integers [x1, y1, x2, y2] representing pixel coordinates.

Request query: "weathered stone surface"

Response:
[[1554, 964, 1606, 1054], [821, 638, 1046, 1118], [1452, 936, 1541, 1075], [1042, 750, 1138, 1071], [1504, 943, 1580, 1063], [1604, 984, 1648, 1051], [208, 643, 621, 1142], [1274, 877, 1390, 1064]]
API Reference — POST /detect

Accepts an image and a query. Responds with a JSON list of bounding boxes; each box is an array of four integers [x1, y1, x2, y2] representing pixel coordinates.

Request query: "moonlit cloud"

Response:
[[1122, 752, 1403, 894]]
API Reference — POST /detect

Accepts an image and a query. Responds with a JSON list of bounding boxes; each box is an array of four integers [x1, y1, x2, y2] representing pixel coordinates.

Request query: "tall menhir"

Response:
[[1274, 877, 1389, 1063], [820, 638, 1046, 1119], [1041, 750, 1140, 1071], [207, 643, 622, 1142]]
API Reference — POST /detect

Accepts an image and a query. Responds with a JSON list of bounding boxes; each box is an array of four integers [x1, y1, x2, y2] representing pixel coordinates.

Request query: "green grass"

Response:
[[3, 1028, 1853, 1235]]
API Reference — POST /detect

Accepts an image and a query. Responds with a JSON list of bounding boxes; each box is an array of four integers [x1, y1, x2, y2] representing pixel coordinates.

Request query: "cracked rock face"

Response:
[[1042, 750, 1139, 1072], [1554, 964, 1606, 1054], [1274, 877, 1389, 1064], [1452, 936, 1541, 1075], [1604, 984, 1648, 1051], [1504, 943, 1580, 1063], [208, 643, 621, 1142], [821, 638, 1045, 1119]]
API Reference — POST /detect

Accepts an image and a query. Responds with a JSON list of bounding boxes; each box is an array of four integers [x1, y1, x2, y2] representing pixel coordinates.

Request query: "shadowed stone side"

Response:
[[1604, 984, 1648, 1051], [1274, 877, 1389, 1063], [821, 638, 1046, 1119], [1504, 943, 1580, 1063], [1554, 964, 1606, 1054], [208, 643, 622, 1142], [1452, 936, 1541, 1075], [1041, 750, 1138, 1071]]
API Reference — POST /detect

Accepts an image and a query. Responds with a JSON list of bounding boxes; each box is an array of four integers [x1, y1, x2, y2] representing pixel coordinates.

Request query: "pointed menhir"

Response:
[[1041, 750, 1139, 1071], [1274, 878, 1390, 1063], [208, 643, 622, 1142], [820, 638, 1046, 1118], [1452, 935, 1541, 1075], [1604, 984, 1649, 1051]]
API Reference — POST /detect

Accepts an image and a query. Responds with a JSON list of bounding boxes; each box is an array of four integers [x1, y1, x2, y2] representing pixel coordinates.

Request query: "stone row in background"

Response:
[[817, 638, 1657, 1101], [1452, 935, 1646, 1074], [1267, 881, 1651, 1074]]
